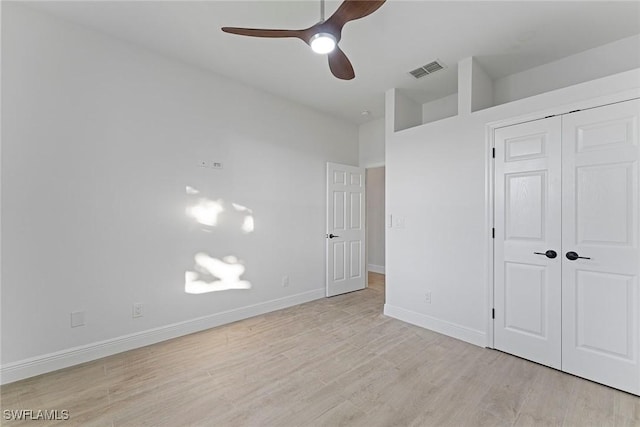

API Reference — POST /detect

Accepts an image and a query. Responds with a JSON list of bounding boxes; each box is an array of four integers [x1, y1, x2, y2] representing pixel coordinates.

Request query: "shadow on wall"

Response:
[[183, 186, 253, 294]]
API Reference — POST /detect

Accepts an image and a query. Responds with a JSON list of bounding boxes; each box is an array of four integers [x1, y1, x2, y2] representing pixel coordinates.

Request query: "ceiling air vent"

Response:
[[409, 60, 445, 79]]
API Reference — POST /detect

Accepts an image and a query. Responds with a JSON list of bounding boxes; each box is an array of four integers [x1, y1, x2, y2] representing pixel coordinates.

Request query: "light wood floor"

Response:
[[1, 273, 638, 426]]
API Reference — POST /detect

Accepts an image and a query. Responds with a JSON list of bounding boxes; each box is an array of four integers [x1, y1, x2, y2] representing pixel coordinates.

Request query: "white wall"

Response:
[[358, 117, 385, 168], [0, 4, 358, 381], [366, 167, 385, 274], [393, 89, 422, 132], [385, 67, 640, 346], [470, 59, 493, 113], [493, 34, 640, 106], [422, 94, 457, 125]]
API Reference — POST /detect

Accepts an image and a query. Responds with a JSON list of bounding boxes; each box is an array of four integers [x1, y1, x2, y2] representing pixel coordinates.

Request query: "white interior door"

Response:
[[494, 117, 563, 369], [326, 162, 366, 297], [561, 99, 640, 395]]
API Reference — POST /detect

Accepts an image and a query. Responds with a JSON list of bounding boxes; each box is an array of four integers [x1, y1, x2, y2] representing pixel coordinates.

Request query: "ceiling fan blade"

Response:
[[222, 27, 305, 40], [328, 46, 355, 80], [326, 0, 386, 30]]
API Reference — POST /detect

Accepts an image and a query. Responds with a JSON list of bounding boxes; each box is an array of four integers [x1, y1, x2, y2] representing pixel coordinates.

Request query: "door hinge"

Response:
[[492, 147, 495, 158], [492, 228, 495, 238], [492, 308, 495, 319]]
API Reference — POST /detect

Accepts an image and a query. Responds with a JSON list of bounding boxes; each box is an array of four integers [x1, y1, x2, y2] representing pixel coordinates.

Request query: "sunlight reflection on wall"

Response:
[[185, 253, 251, 294], [188, 198, 224, 227], [184, 186, 254, 294], [231, 202, 254, 233]]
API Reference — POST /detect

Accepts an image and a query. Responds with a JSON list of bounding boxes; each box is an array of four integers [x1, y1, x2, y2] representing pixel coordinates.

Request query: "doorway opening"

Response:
[[366, 166, 385, 298]]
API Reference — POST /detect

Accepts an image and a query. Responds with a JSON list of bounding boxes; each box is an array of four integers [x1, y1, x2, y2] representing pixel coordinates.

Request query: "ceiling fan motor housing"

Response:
[[309, 32, 337, 54]]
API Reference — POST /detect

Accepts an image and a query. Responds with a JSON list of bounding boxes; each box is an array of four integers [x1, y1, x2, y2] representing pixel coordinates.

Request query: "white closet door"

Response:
[[561, 99, 640, 395], [494, 117, 563, 369]]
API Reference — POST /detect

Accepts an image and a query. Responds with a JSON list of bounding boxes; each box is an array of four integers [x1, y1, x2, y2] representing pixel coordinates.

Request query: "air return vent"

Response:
[[409, 60, 445, 79]]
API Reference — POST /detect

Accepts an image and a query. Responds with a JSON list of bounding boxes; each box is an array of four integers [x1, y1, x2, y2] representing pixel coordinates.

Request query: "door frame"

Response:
[[484, 89, 640, 349]]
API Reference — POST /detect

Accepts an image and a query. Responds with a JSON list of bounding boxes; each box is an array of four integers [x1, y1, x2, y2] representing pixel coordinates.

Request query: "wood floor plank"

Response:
[[615, 390, 640, 421], [265, 381, 350, 426], [563, 377, 617, 426], [331, 356, 400, 408], [513, 366, 577, 426], [415, 349, 510, 426], [477, 354, 540, 423], [310, 400, 368, 427]]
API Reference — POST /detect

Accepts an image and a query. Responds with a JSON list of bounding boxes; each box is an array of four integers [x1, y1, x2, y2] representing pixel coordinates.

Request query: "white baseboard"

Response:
[[384, 304, 486, 347], [1, 289, 324, 385], [367, 264, 385, 274]]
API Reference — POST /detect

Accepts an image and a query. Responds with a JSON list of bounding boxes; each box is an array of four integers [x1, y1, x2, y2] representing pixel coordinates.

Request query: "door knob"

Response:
[[566, 251, 590, 261], [328, 234, 340, 239], [534, 250, 557, 259]]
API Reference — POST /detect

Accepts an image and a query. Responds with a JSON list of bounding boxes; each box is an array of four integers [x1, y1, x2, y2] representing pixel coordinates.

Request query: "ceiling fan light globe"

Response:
[[310, 33, 336, 54]]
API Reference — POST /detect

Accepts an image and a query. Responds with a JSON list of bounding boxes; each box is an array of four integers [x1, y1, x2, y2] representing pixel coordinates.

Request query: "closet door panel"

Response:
[[494, 117, 563, 369], [561, 99, 640, 395]]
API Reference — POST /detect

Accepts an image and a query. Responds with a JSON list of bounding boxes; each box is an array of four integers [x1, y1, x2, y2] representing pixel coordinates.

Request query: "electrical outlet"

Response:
[[282, 275, 290, 287], [133, 303, 143, 318], [425, 292, 432, 304], [70, 311, 85, 328]]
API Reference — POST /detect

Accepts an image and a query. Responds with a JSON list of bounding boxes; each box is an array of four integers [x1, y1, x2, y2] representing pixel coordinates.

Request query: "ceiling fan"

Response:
[[222, 0, 386, 80]]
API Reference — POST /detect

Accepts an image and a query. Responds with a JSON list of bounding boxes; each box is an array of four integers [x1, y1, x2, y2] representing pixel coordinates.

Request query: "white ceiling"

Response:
[[25, 1, 640, 124]]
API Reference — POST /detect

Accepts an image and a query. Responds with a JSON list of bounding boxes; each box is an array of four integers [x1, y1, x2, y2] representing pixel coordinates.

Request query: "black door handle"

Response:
[[566, 251, 590, 261], [534, 250, 557, 259], [328, 234, 340, 239]]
